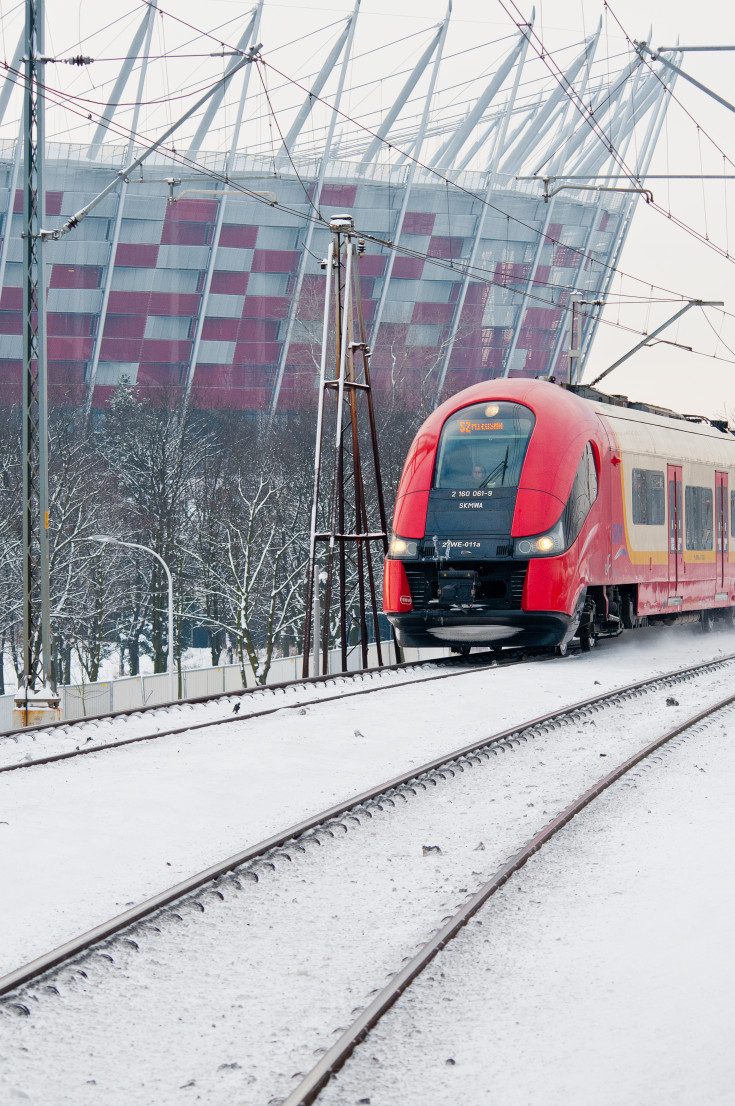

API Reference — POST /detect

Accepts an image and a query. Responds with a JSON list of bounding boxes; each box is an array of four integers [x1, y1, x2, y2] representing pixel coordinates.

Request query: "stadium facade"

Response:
[[0, 6, 676, 415]]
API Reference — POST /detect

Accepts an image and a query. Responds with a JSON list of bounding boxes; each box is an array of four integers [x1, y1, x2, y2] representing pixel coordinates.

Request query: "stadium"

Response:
[[0, 4, 676, 415]]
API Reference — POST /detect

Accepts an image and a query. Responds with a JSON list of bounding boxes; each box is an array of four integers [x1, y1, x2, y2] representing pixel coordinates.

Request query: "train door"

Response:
[[667, 464, 683, 596], [716, 471, 728, 595]]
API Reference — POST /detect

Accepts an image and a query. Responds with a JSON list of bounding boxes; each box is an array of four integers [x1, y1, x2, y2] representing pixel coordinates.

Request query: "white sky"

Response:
[[3, 0, 735, 417]]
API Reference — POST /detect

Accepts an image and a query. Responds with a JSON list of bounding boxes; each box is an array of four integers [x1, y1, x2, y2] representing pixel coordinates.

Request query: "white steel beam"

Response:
[[181, 0, 265, 420], [578, 61, 677, 376], [359, 20, 445, 166], [456, 99, 536, 172], [434, 16, 533, 402], [84, 3, 158, 417], [368, 3, 451, 352], [544, 21, 601, 177], [431, 31, 526, 170], [574, 70, 661, 182], [500, 37, 596, 176], [187, 8, 259, 161], [534, 61, 637, 178], [268, 0, 361, 422], [545, 53, 670, 380], [563, 53, 646, 178], [499, 24, 601, 377], [87, 7, 157, 160], [276, 13, 356, 163], [0, 30, 24, 127]]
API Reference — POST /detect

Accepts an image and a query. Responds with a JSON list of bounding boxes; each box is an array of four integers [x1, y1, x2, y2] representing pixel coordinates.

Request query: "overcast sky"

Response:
[[3, 0, 735, 417]]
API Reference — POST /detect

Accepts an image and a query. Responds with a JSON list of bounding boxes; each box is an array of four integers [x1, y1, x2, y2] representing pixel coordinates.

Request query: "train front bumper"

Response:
[[387, 608, 574, 649]]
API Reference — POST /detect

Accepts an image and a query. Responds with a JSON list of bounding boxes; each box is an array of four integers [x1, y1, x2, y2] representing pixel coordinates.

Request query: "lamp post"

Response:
[[89, 536, 176, 703]]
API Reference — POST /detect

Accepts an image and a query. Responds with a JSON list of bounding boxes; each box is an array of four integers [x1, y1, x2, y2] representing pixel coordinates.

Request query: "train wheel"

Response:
[[579, 630, 596, 652], [701, 611, 716, 633]]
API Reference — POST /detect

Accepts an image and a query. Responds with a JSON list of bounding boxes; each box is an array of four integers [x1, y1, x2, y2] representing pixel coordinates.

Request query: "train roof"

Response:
[[563, 382, 734, 439]]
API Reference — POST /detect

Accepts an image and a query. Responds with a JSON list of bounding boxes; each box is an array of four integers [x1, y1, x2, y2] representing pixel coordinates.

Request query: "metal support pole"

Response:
[[568, 293, 582, 383], [18, 0, 56, 717], [589, 301, 724, 387], [638, 42, 735, 115], [312, 576, 322, 677], [88, 536, 177, 702], [301, 240, 335, 678], [302, 214, 391, 677]]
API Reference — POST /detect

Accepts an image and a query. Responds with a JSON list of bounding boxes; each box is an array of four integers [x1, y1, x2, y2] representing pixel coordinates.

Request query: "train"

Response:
[[383, 377, 735, 654]]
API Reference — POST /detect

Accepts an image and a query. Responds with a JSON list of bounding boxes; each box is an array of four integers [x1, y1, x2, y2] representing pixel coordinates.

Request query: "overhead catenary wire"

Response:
[[0, 51, 660, 307], [497, 0, 735, 269], [2, 21, 725, 327], [5, 4, 735, 376], [5, 38, 730, 333]]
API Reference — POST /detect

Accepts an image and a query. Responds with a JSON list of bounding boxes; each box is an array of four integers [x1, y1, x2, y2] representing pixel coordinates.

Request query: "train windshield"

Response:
[[433, 401, 535, 489]]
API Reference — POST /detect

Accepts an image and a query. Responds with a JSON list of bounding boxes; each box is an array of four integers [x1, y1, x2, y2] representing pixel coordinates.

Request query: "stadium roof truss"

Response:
[[0, 3, 677, 414]]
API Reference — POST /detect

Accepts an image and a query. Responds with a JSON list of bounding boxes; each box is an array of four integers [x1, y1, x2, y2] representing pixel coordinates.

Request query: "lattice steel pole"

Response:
[[15, 0, 58, 724], [300, 214, 397, 676], [302, 214, 395, 677]]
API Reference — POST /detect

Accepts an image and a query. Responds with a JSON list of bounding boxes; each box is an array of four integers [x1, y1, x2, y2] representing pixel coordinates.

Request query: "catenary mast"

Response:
[[15, 0, 59, 725]]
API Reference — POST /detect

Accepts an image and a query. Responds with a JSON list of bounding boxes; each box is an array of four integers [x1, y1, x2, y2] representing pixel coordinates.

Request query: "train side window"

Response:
[[632, 468, 665, 525], [684, 485, 713, 550], [562, 442, 598, 544], [586, 442, 598, 501], [731, 489, 735, 536]]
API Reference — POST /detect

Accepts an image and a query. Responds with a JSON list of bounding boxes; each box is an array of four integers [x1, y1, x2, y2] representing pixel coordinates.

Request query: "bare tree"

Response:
[[101, 383, 210, 675]]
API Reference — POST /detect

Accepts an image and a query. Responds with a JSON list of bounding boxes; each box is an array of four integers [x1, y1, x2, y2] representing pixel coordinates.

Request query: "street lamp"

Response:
[[88, 536, 176, 703]]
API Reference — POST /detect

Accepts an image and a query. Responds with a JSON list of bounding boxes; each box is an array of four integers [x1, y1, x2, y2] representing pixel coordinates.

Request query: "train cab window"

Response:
[[632, 468, 665, 525], [685, 485, 713, 550], [561, 442, 598, 544], [433, 401, 535, 490]]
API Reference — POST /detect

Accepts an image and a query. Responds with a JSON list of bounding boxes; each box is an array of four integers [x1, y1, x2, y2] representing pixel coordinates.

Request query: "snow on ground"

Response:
[[1, 624, 734, 980], [0, 626, 734, 1105], [320, 704, 735, 1106], [0, 662, 457, 769]]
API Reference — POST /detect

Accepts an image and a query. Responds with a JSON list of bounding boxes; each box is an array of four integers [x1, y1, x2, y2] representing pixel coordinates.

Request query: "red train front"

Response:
[[383, 378, 604, 652]]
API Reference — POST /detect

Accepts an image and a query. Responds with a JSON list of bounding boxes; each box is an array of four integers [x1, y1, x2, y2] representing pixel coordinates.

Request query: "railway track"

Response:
[[0, 648, 529, 773], [2, 651, 733, 1018], [283, 689, 735, 1105]]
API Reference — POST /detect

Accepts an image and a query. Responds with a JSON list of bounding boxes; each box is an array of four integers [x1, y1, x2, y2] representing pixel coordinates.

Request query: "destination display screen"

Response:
[[433, 401, 535, 490]]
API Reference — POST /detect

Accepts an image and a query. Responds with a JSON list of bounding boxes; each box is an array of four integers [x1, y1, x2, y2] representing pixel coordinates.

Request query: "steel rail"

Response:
[[0, 649, 499, 744], [0, 652, 731, 1002], [283, 688, 735, 1106], [0, 650, 528, 774]]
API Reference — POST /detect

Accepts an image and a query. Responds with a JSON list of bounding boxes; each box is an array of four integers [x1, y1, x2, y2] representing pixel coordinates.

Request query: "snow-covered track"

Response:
[[283, 686, 735, 1106], [0, 652, 500, 745], [1, 652, 732, 1006], [0, 649, 535, 773]]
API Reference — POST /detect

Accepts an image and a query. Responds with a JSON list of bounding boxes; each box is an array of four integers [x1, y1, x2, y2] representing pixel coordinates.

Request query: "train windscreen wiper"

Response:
[[479, 445, 509, 488]]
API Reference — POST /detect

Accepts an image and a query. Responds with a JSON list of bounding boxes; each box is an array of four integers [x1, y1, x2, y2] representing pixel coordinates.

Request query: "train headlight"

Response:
[[514, 519, 565, 558], [389, 534, 419, 559]]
